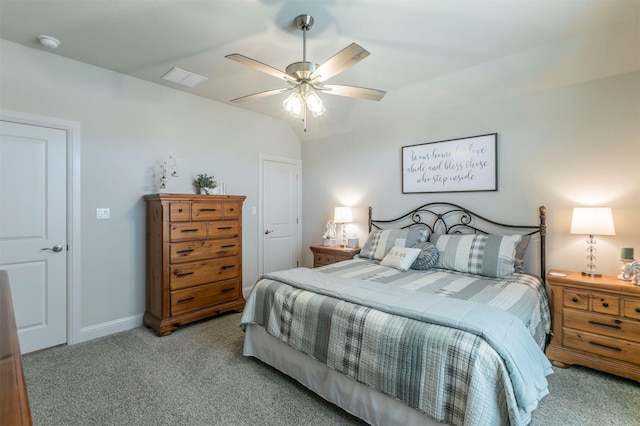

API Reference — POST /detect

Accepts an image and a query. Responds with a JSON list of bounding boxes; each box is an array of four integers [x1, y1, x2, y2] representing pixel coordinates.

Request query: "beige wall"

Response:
[[0, 39, 301, 335], [302, 72, 640, 278]]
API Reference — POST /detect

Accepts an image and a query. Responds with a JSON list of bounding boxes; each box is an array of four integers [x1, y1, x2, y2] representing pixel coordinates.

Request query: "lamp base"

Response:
[[581, 271, 602, 278]]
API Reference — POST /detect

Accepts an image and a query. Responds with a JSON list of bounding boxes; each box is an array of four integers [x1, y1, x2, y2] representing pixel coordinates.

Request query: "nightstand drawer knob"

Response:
[[636, 308, 640, 313], [602, 302, 609, 308], [572, 297, 579, 303]]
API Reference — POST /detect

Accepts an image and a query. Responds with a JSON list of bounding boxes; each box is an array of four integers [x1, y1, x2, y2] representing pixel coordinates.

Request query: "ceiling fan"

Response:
[[225, 14, 386, 131]]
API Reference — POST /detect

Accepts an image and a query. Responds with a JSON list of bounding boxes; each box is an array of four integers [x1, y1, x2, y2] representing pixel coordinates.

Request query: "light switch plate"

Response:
[[96, 208, 110, 219]]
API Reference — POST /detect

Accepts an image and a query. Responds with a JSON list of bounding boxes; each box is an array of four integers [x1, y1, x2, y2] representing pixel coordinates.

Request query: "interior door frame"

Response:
[[1, 109, 81, 347], [257, 153, 302, 278]]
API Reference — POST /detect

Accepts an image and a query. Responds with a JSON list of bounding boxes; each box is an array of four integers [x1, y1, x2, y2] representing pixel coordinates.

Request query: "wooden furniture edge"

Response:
[[0, 270, 32, 426]]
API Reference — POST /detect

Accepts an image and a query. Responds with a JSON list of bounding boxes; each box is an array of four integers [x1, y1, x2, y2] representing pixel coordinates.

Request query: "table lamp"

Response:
[[570, 207, 615, 277], [333, 207, 353, 249]]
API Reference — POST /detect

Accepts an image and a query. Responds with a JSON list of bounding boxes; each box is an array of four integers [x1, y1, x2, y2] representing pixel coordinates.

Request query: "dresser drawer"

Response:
[[208, 220, 239, 239], [564, 309, 640, 343], [170, 222, 207, 242], [192, 202, 223, 220], [171, 279, 239, 316], [563, 328, 640, 365], [170, 202, 190, 221], [224, 202, 242, 219], [563, 289, 589, 310], [170, 256, 240, 291], [591, 293, 620, 316], [170, 238, 240, 263], [624, 299, 640, 321]]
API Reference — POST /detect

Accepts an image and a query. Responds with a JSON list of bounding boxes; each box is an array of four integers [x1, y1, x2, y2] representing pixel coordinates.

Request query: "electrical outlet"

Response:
[[96, 208, 110, 219]]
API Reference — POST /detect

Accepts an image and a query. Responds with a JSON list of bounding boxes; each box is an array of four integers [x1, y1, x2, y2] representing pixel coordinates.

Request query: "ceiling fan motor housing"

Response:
[[285, 61, 317, 80]]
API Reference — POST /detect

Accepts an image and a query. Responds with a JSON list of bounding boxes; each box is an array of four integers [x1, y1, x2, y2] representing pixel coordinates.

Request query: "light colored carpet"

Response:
[[22, 313, 640, 425]]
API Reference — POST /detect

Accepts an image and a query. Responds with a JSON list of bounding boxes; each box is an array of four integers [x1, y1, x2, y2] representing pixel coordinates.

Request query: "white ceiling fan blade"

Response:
[[320, 84, 386, 101], [310, 43, 370, 83], [230, 87, 292, 103], [226, 54, 298, 83]]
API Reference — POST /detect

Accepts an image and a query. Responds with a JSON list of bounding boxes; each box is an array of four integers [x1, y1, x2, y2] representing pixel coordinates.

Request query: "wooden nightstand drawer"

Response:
[[591, 293, 620, 316], [624, 299, 640, 321], [563, 328, 640, 365], [563, 289, 589, 310], [314, 253, 335, 266], [564, 309, 640, 343], [310, 245, 361, 268]]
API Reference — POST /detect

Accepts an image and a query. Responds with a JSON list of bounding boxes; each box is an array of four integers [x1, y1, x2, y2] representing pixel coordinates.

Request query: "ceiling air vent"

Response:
[[162, 67, 208, 88]]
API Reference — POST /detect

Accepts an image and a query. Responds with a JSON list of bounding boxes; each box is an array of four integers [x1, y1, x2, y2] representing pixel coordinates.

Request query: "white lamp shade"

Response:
[[570, 207, 615, 235], [333, 206, 353, 224]]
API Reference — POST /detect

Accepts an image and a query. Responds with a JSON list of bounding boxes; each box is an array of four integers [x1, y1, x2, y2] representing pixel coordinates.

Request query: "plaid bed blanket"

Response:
[[241, 264, 552, 426], [320, 258, 551, 348]]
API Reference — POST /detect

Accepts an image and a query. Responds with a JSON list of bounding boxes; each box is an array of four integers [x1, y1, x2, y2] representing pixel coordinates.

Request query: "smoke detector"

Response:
[[37, 35, 61, 49]]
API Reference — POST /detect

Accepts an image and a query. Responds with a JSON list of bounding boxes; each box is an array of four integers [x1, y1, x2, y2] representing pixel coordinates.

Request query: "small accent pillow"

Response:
[[431, 233, 522, 278], [380, 246, 422, 272], [411, 242, 439, 270], [360, 227, 430, 260]]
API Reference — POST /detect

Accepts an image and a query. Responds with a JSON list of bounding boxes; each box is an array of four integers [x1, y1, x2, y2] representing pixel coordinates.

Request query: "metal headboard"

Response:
[[368, 203, 547, 277]]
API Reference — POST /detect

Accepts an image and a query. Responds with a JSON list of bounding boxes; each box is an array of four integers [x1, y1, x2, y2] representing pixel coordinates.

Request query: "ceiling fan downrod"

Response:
[[295, 14, 314, 63]]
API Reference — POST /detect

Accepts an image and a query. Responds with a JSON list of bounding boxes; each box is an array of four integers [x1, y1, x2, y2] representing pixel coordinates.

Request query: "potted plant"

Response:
[[193, 173, 217, 194]]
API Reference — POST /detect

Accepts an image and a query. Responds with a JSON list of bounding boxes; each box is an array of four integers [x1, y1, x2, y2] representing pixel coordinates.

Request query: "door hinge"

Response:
[[297, 260, 299, 267]]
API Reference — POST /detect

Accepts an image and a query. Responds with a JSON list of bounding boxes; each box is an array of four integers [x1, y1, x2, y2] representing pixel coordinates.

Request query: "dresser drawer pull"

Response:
[[221, 244, 236, 248], [221, 287, 235, 294], [217, 226, 233, 230], [176, 249, 194, 255], [178, 208, 183, 212], [177, 296, 195, 304], [588, 341, 622, 352], [200, 208, 217, 212], [180, 228, 199, 233], [572, 297, 579, 303], [636, 308, 640, 313], [175, 271, 194, 277], [601, 302, 609, 308], [588, 320, 621, 329]]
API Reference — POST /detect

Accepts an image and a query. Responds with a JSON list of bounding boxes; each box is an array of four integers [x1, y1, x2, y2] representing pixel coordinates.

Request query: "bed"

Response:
[[241, 203, 552, 426]]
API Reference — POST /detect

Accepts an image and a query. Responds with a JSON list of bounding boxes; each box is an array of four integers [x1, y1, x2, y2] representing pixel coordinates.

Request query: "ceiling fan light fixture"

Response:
[[305, 91, 326, 117], [283, 92, 305, 118]]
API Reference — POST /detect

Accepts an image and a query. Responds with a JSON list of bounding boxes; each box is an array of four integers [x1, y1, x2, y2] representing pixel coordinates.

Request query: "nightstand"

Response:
[[310, 245, 361, 268], [546, 270, 640, 382]]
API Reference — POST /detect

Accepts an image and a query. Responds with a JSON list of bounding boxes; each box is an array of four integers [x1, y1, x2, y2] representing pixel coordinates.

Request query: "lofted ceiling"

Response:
[[0, 0, 638, 141]]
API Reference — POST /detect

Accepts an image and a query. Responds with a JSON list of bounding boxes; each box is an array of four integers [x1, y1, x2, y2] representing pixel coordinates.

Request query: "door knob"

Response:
[[264, 230, 274, 234], [42, 244, 63, 252]]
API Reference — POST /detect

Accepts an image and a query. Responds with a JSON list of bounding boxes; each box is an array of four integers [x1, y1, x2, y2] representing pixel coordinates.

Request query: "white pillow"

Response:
[[380, 246, 422, 272]]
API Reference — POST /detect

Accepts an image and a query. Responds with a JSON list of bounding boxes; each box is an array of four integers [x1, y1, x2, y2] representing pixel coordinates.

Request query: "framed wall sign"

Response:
[[402, 133, 497, 193]]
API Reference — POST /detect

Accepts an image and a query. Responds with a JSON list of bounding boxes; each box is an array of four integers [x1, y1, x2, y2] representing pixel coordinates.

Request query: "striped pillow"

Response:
[[360, 227, 430, 261], [431, 233, 522, 278]]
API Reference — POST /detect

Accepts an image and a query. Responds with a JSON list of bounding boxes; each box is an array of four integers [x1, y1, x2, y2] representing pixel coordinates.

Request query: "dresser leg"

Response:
[[550, 360, 571, 368]]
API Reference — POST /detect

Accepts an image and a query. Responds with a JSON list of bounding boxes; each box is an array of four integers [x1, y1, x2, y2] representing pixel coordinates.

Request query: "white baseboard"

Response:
[[78, 314, 144, 344]]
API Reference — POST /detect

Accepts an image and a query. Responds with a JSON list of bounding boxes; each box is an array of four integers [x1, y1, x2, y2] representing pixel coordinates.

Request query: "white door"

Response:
[[261, 157, 300, 274], [0, 120, 67, 354]]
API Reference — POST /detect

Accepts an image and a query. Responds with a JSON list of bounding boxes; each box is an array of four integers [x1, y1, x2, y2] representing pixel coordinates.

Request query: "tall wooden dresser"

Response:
[[144, 194, 246, 336]]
